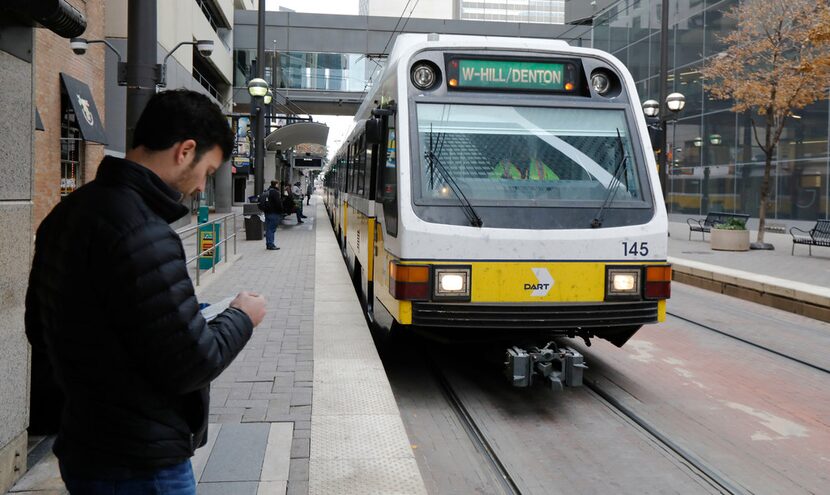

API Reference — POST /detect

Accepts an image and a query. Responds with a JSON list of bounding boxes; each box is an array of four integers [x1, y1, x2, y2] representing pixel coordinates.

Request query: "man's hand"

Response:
[[230, 291, 266, 327]]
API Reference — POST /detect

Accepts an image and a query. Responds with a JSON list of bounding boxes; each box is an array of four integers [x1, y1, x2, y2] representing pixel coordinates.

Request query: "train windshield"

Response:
[[415, 103, 645, 206]]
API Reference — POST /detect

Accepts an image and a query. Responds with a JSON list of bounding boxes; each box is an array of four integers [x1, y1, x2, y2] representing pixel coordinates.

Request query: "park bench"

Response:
[[687, 212, 750, 240], [789, 219, 830, 256]]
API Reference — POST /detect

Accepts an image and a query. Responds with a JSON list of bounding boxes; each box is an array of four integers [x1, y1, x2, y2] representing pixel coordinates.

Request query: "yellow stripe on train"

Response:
[[398, 261, 661, 303]]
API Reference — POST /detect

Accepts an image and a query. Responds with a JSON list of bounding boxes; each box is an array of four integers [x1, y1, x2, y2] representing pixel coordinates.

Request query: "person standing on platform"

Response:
[[25, 89, 267, 495], [263, 180, 285, 250], [306, 181, 313, 205], [292, 181, 307, 222]]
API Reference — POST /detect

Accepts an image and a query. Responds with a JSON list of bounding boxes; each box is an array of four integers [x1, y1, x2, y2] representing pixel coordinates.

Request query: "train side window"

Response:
[[374, 124, 385, 199], [365, 141, 376, 201], [382, 119, 398, 237], [344, 143, 351, 194], [357, 133, 366, 197], [351, 140, 360, 195]]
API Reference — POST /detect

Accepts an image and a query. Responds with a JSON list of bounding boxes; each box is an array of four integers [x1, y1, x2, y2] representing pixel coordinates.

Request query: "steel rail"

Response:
[[584, 380, 749, 495], [667, 312, 830, 375], [426, 355, 523, 495]]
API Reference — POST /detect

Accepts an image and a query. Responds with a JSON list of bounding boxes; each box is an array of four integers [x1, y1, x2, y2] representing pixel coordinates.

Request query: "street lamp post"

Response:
[[248, 78, 269, 195], [643, 92, 685, 197], [664, 92, 686, 183], [657, 0, 670, 202], [248, 0, 268, 195]]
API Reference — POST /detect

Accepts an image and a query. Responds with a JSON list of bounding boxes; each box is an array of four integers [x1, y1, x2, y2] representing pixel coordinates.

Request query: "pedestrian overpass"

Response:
[[232, 10, 591, 116]]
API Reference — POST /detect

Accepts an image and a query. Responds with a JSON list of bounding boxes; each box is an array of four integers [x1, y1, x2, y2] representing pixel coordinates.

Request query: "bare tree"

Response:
[[700, 0, 830, 248]]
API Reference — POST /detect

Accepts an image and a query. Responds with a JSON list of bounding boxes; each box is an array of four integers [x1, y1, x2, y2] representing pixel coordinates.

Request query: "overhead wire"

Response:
[[363, 0, 422, 92]]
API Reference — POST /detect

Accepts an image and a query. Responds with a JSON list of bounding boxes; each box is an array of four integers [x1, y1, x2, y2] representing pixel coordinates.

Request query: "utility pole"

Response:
[[254, 0, 266, 195], [657, 0, 670, 203], [126, 0, 158, 149]]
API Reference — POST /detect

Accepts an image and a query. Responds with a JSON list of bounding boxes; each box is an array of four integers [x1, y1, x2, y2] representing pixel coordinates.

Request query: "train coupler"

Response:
[[504, 343, 587, 391]]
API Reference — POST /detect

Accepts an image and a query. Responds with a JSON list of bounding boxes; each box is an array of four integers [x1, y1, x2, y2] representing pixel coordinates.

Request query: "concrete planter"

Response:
[[710, 228, 750, 251]]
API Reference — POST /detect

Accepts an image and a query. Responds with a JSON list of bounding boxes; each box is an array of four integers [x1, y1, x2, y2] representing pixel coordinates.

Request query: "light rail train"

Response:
[[322, 34, 671, 382]]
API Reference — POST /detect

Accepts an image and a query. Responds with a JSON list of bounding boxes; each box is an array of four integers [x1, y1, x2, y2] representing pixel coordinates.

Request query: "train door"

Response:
[[370, 110, 401, 331]]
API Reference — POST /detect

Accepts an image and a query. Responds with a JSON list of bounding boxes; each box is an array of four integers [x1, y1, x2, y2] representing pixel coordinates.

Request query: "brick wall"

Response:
[[33, 0, 107, 230]]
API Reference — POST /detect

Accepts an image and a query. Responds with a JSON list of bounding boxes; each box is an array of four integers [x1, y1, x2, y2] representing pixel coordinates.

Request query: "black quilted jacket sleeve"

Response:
[[106, 219, 253, 395]]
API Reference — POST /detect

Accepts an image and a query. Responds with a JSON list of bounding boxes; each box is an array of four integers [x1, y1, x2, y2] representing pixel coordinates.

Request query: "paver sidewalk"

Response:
[[194, 202, 316, 495], [9, 201, 318, 495]]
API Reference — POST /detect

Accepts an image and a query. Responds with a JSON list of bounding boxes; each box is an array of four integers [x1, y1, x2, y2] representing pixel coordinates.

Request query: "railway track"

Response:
[[427, 352, 523, 495], [424, 347, 748, 495], [584, 377, 747, 495], [667, 311, 830, 375]]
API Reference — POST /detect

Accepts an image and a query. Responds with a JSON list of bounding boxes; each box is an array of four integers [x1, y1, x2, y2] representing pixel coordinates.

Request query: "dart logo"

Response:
[[524, 268, 554, 296]]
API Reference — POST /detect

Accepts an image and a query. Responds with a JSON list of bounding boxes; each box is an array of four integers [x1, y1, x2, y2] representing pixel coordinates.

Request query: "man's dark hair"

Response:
[[270, 180, 278, 187], [132, 89, 234, 162]]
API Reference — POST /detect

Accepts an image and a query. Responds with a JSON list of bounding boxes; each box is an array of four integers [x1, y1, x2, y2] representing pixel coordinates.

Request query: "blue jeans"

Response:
[[264, 213, 282, 247], [59, 460, 196, 495]]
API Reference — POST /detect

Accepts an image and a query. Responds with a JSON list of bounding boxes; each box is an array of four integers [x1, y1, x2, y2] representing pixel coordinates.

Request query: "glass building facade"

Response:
[[460, 0, 565, 24], [234, 50, 374, 93], [592, 0, 830, 221]]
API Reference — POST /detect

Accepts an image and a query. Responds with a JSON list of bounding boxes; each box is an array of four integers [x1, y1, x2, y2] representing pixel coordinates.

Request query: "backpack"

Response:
[[257, 189, 271, 212]]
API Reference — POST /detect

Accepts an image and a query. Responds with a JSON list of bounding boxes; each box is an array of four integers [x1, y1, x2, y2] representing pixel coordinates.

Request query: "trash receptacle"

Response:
[[245, 215, 263, 240], [243, 203, 263, 241]]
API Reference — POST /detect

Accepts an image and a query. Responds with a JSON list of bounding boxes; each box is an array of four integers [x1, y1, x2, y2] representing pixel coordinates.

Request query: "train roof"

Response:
[[386, 33, 572, 65]]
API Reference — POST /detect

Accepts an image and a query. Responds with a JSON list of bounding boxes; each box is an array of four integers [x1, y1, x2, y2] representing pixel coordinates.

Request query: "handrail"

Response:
[[176, 213, 239, 286]]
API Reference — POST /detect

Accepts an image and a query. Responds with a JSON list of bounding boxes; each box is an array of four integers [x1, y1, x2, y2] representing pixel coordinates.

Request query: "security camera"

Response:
[[196, 40, 214, 57], [70, 38, 88, 55]]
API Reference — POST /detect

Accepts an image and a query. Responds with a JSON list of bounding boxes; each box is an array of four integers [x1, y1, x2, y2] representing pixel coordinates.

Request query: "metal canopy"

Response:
[[265, 122, 329, 151]]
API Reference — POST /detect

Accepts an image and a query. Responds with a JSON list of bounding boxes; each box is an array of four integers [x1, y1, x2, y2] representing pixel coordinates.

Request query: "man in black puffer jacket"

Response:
[[25, 89, 266, 494]]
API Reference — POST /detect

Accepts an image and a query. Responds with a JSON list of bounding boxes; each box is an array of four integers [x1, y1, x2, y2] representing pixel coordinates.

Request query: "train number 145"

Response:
[[622, 241, 649, 257]]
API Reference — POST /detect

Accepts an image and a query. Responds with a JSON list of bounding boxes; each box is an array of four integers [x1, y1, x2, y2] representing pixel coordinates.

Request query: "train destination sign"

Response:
[[447, 57, 577, 92]]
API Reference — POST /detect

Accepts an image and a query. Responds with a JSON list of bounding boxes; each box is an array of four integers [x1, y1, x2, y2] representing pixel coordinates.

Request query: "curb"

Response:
[[670, 256, 830, 323]]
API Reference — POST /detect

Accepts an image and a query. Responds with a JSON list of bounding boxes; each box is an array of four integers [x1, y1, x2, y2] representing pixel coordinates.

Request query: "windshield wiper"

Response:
[[591, 128, 629, 229], [424, 149, 483, 228]]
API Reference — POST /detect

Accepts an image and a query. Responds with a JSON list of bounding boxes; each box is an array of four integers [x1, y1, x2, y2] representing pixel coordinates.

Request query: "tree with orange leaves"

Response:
[[700, 0, 830, 249]]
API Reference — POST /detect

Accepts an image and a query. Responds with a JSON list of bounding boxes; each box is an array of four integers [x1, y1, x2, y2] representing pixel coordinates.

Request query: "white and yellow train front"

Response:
[[327, 34, 671, 348]]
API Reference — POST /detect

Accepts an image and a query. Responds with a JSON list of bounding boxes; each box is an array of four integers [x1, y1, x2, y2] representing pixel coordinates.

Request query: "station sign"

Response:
[[294, 156, 323, 168]]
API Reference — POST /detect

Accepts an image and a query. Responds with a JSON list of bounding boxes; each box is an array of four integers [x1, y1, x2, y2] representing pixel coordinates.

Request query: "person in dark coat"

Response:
[[25, 89, 266, 494], [264, 180, 285, 250]]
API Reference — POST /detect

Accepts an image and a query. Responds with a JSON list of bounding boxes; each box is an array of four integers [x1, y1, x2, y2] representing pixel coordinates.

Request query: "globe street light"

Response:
[[666, 92, 686, 113], [247, 78, 269, 98], [642, 99, 660, 118]]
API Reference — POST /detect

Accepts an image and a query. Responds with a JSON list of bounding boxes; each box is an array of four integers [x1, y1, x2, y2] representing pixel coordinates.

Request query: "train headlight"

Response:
[[591, 73, 611, 95], [605, 267, 641, 300], [411, 62, 440, 90], [434, 266, 471, 301], [612, 273, 637, 291]]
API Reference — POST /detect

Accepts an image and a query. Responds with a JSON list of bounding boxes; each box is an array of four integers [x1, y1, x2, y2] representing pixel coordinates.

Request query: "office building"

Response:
[[360, 0, 565, 24], [583, 0, 829, 221]]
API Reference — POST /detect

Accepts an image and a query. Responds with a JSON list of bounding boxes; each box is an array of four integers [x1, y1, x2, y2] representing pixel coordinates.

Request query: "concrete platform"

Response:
[[668, 220, 830, 323]]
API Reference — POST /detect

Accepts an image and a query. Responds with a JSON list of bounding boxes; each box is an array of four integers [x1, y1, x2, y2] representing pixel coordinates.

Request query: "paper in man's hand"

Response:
[[200, 296, 236, 322]]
